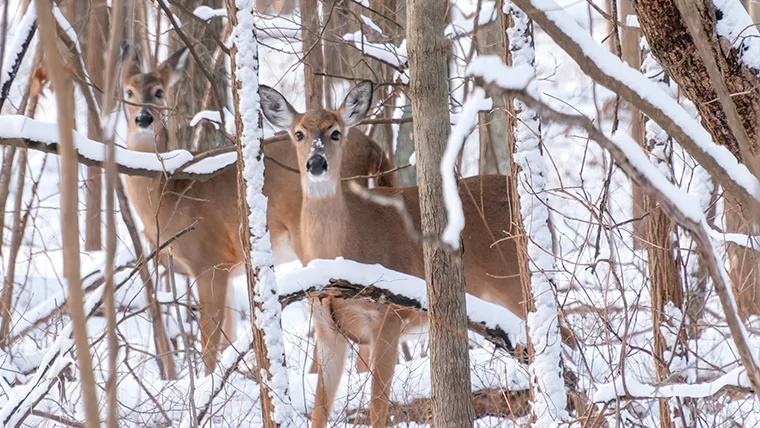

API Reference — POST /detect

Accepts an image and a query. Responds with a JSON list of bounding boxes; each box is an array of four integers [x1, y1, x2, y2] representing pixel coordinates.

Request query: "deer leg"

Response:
[[369, 315, 401, 428], [221, 286, 238, 349], [196, 268, 229, 374], [311, 301, 349, 428]]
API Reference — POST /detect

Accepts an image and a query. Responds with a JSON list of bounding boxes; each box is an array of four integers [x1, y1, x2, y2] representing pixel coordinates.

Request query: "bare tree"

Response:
[[37, 0, 100, 425], [301, 0, 325, 110], [407, 0, 474, 426]]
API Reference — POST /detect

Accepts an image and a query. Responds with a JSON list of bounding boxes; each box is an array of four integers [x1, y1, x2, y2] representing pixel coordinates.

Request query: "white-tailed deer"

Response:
[[120, 47, 393, 374], [260, 82, 570, 428]]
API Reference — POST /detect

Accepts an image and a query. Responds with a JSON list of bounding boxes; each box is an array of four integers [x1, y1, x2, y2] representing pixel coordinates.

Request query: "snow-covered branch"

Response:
[[511, 0, 760, 214], [468, 58, 760, 393], [594, 368, 751, 402], [0, 3, 37, 111], [277, 259, 526, 349]]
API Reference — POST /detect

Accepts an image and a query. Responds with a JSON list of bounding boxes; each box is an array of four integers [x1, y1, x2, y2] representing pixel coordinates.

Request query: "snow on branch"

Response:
[[712, 0, 760, 73], [504, 3, 568, 424], [468, 58, 760, 393], [343, 32, 408, 72], [0, 3, 37, 111], [511, 0, 760, 214], [441, 88, 486, 248], [445, 2, 498, 39], [594, 367, 751, 402], [276, 259, 526, 348]]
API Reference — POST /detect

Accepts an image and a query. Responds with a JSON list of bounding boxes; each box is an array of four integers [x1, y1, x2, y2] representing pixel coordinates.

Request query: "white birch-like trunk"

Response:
[[506, 3, 568, 425], [228, 1, 294, 425]]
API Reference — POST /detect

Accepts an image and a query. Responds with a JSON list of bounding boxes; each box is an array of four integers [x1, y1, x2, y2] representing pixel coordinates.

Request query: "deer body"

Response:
[[261, 82, 527, 428], [121, 48, 393, 374]]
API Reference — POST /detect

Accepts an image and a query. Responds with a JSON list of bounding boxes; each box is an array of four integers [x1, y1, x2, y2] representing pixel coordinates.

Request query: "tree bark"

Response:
[[620, 0, 646, 249], [301, 0, 325, 110], [407, 0, 474, 426], [633, 0, 760, 317], [84, 0, 107, 252], [38, 0, 100, 426]]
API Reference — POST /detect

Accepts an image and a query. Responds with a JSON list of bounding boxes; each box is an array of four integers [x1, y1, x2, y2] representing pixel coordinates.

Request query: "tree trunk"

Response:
[[84, 0, 107, 252], [476, 7, 510, 175], [37, 1, 100, 426], [301, 0, 325, 110], [620, 0, 646, 249], [407, 0, 474, 426], [633, 0, 760, 317], [229, 1, 295, 425]]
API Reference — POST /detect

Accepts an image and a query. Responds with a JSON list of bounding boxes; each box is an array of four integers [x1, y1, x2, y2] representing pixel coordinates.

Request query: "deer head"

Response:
[[121, 45, 189, 152], [259, 81, 373, 198]]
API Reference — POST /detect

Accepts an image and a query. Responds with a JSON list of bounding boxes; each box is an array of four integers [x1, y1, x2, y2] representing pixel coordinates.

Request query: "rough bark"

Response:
[[407, 0, 474, 426], [301, 0, 325, 110], [633, 0, 760, 317]]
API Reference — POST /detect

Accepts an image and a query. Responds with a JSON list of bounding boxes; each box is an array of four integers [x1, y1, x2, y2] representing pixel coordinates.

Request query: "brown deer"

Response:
[[259, 81, 550, 427], [120, 47, 393, 374]]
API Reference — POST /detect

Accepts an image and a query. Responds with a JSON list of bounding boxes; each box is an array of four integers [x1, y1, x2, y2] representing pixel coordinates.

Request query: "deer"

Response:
[[260, 81, 575, 428], [120, 46, 394, 374]]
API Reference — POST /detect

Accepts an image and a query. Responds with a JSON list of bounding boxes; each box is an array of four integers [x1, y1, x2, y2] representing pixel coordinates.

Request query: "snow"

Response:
[[713, 0, 760, 72], [505, 3, 568, 424], [193, 5, 227, 21], [0, 115, 194, 173], [231, 1, 295, 424], [343, 32, 407, 68], [0, 2, 36, 99], [359, 15, 383, 35], [523, 0, 760, 205], [181, 152, 238, 175], [445, 1, 497, 38], [441, 88, 486, 249], [466, 57, 536, 91], [594, 367, 750, 401]]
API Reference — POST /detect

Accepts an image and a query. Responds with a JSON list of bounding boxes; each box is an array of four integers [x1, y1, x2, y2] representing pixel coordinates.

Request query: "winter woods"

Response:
[[0, 0, 760, 426]]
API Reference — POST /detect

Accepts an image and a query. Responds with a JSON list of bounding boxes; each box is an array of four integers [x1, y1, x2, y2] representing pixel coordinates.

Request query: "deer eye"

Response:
[[295, 131, 305, 141], [126, 89, 133, 98], [330, 130, 341, 141], [155, 89, 164, 99]]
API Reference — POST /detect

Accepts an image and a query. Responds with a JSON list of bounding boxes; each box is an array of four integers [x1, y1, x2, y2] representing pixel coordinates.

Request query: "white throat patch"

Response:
[[304, 175, 337, 199]]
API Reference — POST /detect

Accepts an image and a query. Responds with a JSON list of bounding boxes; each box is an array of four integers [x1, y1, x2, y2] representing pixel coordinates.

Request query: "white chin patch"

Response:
[[304, 175, 337, 198]]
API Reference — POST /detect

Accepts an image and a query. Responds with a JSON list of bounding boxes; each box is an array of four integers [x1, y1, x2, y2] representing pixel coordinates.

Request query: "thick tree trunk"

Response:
[[407, 0, 474, 426], [634, 0, 760, 318]]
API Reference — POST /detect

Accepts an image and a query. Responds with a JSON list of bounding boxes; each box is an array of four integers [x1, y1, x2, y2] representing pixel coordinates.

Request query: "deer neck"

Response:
[[299, 177, 350, 263], [123, 124, 170, 234]]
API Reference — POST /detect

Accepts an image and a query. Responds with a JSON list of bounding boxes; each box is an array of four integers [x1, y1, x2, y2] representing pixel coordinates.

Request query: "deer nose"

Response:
[[306, 155, 328, 176], [135, 112, 154, 128]]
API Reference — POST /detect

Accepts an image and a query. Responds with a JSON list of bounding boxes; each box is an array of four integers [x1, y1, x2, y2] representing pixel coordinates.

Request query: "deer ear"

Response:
[[157, 48, 190, 87], [339, 80, 373, 128], [121, 43, 142, 81], [260, 85, 297, 129]]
